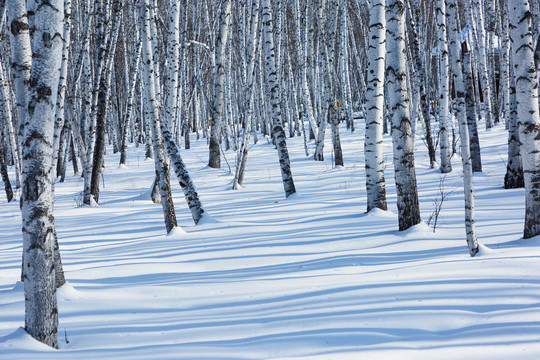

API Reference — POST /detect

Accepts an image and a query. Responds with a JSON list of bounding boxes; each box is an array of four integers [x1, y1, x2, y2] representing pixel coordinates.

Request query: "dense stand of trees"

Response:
[[0, 0, 539, 348]]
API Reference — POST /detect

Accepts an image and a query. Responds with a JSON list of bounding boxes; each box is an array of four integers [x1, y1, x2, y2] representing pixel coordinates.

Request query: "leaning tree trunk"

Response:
[[447, 0, 479, 256], [508, 0, 540, 239], [20, 0, 64, 348], [140, 0, 178, 233], [386, 0, 421, 231], [364, 0, 388, 212], [261, 0, 296, 197]]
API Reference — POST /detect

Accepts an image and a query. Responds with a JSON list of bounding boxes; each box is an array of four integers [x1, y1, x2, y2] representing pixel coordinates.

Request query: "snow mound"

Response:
[[166, 226, 187, 237], [196, 213, 220, 226], [475, 243, 495, 256], [57, 282, 81, 301], [366, 208, 396, 218], [0, 328, 55, 352], [284, 192, 303, 201]]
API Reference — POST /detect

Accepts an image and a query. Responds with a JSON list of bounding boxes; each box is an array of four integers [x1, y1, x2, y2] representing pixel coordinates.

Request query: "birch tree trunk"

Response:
[[140, 0, 177, 233], [463, 47, 483, 173], [294, 0, 318, 145], [437, 0, 452, 173], [364, 0, 388, 212], [447, 0, 479, 256], [20, 0, 64, 348], [0, 141, 14, 202], [386, 0, 421, 231], [508, 0, 540, 239], [119, 39, 141, 166], [470, 0, 494, 129], [7, 0, 32, 143], [233, 0, 260, 189], [208, 0, 231, 169], [0, 60, 21, 188], [504, 64, 525, 189], [406, 0, 437, 168], [261, 0, 296, 197], [51, 0, 71, 181], [91, 0, 122, 204]]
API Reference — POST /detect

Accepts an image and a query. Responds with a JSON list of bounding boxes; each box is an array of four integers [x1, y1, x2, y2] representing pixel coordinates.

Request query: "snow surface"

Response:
[[1, 120, 540, 359]]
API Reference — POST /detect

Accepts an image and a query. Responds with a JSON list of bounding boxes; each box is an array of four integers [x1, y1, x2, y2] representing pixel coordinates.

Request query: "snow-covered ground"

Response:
[[1, 120, 540, 359]]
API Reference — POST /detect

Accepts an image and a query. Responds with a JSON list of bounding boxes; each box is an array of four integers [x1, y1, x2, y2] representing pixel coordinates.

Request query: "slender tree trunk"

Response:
[[386, 0, 421, 231], [504, 62, 524, 189], [447, 0, 479, 256], [7, 0, 32, 145], [364, 0, 388, 212], [508, 0, 540, 239], [470, 0, 494, 129], [437, 0, 452, 173], [208, 0, 232, 169], [140, 0, 178, 233], [0, 60, 21, 188], [0, 142, 14, 202], [91, 0, 122, 204], [119, 38, 142, 166], [406, 0, 437, 168], [463, 49, 483, 172], [261, 0, 296, 197]]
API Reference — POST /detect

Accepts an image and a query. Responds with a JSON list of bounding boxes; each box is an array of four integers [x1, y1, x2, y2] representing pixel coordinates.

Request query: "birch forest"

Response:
[[1, 0, 540, 352]]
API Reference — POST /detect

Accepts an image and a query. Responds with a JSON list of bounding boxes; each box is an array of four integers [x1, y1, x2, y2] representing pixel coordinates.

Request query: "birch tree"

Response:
[[261, 0, 296, 197], [140, 0, 178, 233], [508, 0, 540, 239], [437, 0, 452, 173], [386, 0, 421, 231], [364, 0, 388, 212], [447, 0, 479, 256], [208, 0, 231, 169], [20, 0, 64, 348]]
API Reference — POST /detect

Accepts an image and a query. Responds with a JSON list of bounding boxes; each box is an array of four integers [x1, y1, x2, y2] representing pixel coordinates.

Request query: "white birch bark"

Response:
[[500, 2, 511, 128], [233, 0, 260, 189], [119, 39, 142, 166], [386, 0, 422, 231], [437, 0, 452, 173], [20, 0, 64, 348], [0, 137, 14, 202], [470, 0, 494, 129], [294, 0, 318, 143], [140, 0, 178, 233], [364, 0, 388, 212], [504, 62, 524, 189], [339, 1, 354, 132], [508, 0, 540, 239], [447, 0, 479, 256], [7, 0, 32, 143], [208, 0, 231, 169], [140, 0, 177, 233], [51, 0, 71, 181], [0, 60, 21, 188], [463, 48, 483, 173], [261, 0, 296, 197], [164, 0, 179, 135]]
